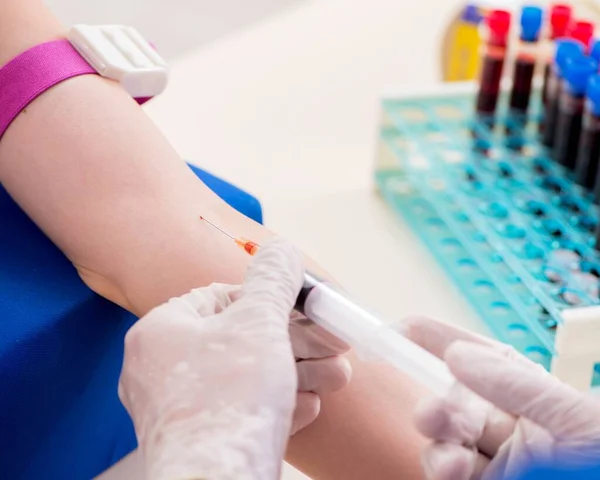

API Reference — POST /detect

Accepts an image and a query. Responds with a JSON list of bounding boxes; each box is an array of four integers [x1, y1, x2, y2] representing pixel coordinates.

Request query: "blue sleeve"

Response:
[[517, 463, 600, 479]]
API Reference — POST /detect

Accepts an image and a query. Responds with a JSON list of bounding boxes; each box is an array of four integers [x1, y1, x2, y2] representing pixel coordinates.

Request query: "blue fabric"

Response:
[[0, 164, 262, 479], [517, 463, 600, 480]]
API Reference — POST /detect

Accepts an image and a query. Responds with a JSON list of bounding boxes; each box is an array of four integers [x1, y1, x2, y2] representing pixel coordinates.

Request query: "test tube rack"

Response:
[[375, 82, 600, 389]]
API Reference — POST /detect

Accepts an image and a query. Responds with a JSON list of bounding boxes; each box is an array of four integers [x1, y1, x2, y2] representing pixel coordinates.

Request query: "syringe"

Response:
[[199, 216, 456, 395]]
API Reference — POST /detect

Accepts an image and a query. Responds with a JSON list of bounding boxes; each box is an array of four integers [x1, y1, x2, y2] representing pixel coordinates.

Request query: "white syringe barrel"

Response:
[[296, 273, 455, 396]]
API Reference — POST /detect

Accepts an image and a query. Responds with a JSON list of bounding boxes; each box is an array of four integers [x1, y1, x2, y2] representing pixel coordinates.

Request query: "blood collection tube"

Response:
[[542, 39, 585, 146], [475, 9, 511, 120], [575, 75, 600, 189], [570, 20, 595, 52], [591, 39, 600, 63], [509, 6, 543, 117], [553, 55, 598, 169], [542, 5, 572, 105]]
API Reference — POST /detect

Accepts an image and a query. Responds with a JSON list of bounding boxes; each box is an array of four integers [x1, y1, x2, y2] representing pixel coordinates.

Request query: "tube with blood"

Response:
[[553, 55, 598, 169], [542, 39, 585, 147], [575, 74, 600, 190], [542, 4, 572, 106], [476, 10, 511, 121], [509, 6, 543, 117], [570, 20, 595, 53]]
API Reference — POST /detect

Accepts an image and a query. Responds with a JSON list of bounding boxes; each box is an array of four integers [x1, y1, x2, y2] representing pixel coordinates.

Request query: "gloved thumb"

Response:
[[236, 238, 305, 324], [445, 341, 588, 437]]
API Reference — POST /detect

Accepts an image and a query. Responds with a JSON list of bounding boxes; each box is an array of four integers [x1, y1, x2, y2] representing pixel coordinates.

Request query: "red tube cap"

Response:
[[487, 9, 511, 43], [570, 20, 595, 50], [550, 4, 573, 38]]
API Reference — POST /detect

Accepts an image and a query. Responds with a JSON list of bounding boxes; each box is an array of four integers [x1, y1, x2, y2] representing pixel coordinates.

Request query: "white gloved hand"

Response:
[[403, 316, 600, 480], [118, 239, 351, 480]]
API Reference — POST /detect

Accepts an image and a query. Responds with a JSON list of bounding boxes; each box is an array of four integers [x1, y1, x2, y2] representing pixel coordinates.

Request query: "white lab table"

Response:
[[144, 0, 487, 477]]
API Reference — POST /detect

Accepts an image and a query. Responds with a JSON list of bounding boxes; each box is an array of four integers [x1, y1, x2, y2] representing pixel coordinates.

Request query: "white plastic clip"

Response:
[[68, 24, 168, 98], [551, 306, 600, 391]]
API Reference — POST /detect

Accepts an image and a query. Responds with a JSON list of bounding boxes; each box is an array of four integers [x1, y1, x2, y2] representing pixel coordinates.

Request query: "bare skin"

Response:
[[0, 2, 427, 478]]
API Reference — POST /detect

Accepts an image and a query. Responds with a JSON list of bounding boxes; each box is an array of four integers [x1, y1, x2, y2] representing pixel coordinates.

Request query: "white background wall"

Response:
[[45, 0, 301, 58]]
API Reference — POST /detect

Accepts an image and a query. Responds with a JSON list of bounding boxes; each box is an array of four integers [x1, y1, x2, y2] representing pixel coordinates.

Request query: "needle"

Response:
[[199, 216, 261, 256], [199, 215, 235, 240]]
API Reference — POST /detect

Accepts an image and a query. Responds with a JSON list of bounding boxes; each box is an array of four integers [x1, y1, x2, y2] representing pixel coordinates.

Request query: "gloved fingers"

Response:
[[176, 283, 240, 317], [470, 454, 490, 480], [445, 340, 586, 438], [289, 311, 350, 359], [136, 284, 239, 336], [400, 316, 498, 360], [296, 356, 352, 394], [291, 391, 321, 435], [132, 287, 207, 333], [421, 442, 489, 480], [415, 380, 517, 458], [234, 238, 305, 325], [415, 383, 486, 441], [415, 396, 483, 447], [401, 316, 541, 376], [477, 407, 517, 459]]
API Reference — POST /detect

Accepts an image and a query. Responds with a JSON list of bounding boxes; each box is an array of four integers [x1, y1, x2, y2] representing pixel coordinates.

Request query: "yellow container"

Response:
[[444, 4, 483, 82]]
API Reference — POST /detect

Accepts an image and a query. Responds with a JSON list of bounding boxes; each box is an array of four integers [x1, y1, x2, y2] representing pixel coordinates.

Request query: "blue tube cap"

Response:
[[564, 56, 598, 95], [587, 74, 600, 114], [520, 5, 543, 42], [590, 39, 600, 62], [555, 39, 585, 75], [462, 4, 482, 24]]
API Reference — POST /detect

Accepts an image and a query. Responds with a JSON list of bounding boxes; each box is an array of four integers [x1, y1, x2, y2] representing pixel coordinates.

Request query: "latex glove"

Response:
[[403, 316, 600, 480], [288, 309, 351, 432], [118, 239, 350, 480]]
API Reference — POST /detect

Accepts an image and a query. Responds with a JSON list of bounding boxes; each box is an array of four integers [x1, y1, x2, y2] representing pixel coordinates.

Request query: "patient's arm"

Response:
[[0, 2, 427, 478], [0, 0, 273, 313]]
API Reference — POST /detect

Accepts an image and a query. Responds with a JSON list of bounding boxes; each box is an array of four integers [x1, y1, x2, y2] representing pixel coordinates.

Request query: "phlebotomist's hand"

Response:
[[118, 239, 351, 480], [404, 316, 600, 480]]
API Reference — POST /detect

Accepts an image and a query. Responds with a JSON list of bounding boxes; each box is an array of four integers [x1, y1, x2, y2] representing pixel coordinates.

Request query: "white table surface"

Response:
[[144, 0, 489, 477]]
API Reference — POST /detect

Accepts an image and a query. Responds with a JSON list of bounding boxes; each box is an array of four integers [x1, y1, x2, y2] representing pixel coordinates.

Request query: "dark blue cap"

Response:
[[462, 4, 482, 24], [586, 74, 600, 115], [564, 56, 598, 95], [520, 5, 543, 41], [590, 39, 600, 62], [555, 39, 585, 75]]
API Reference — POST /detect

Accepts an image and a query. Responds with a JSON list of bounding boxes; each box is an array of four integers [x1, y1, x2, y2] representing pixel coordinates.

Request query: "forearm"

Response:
[[0, 68, 268, 312], [0, 0, 269, 314], [0, 78, 259, 312], [287, 353, 428, 479], [0, 3, 428, 478]]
